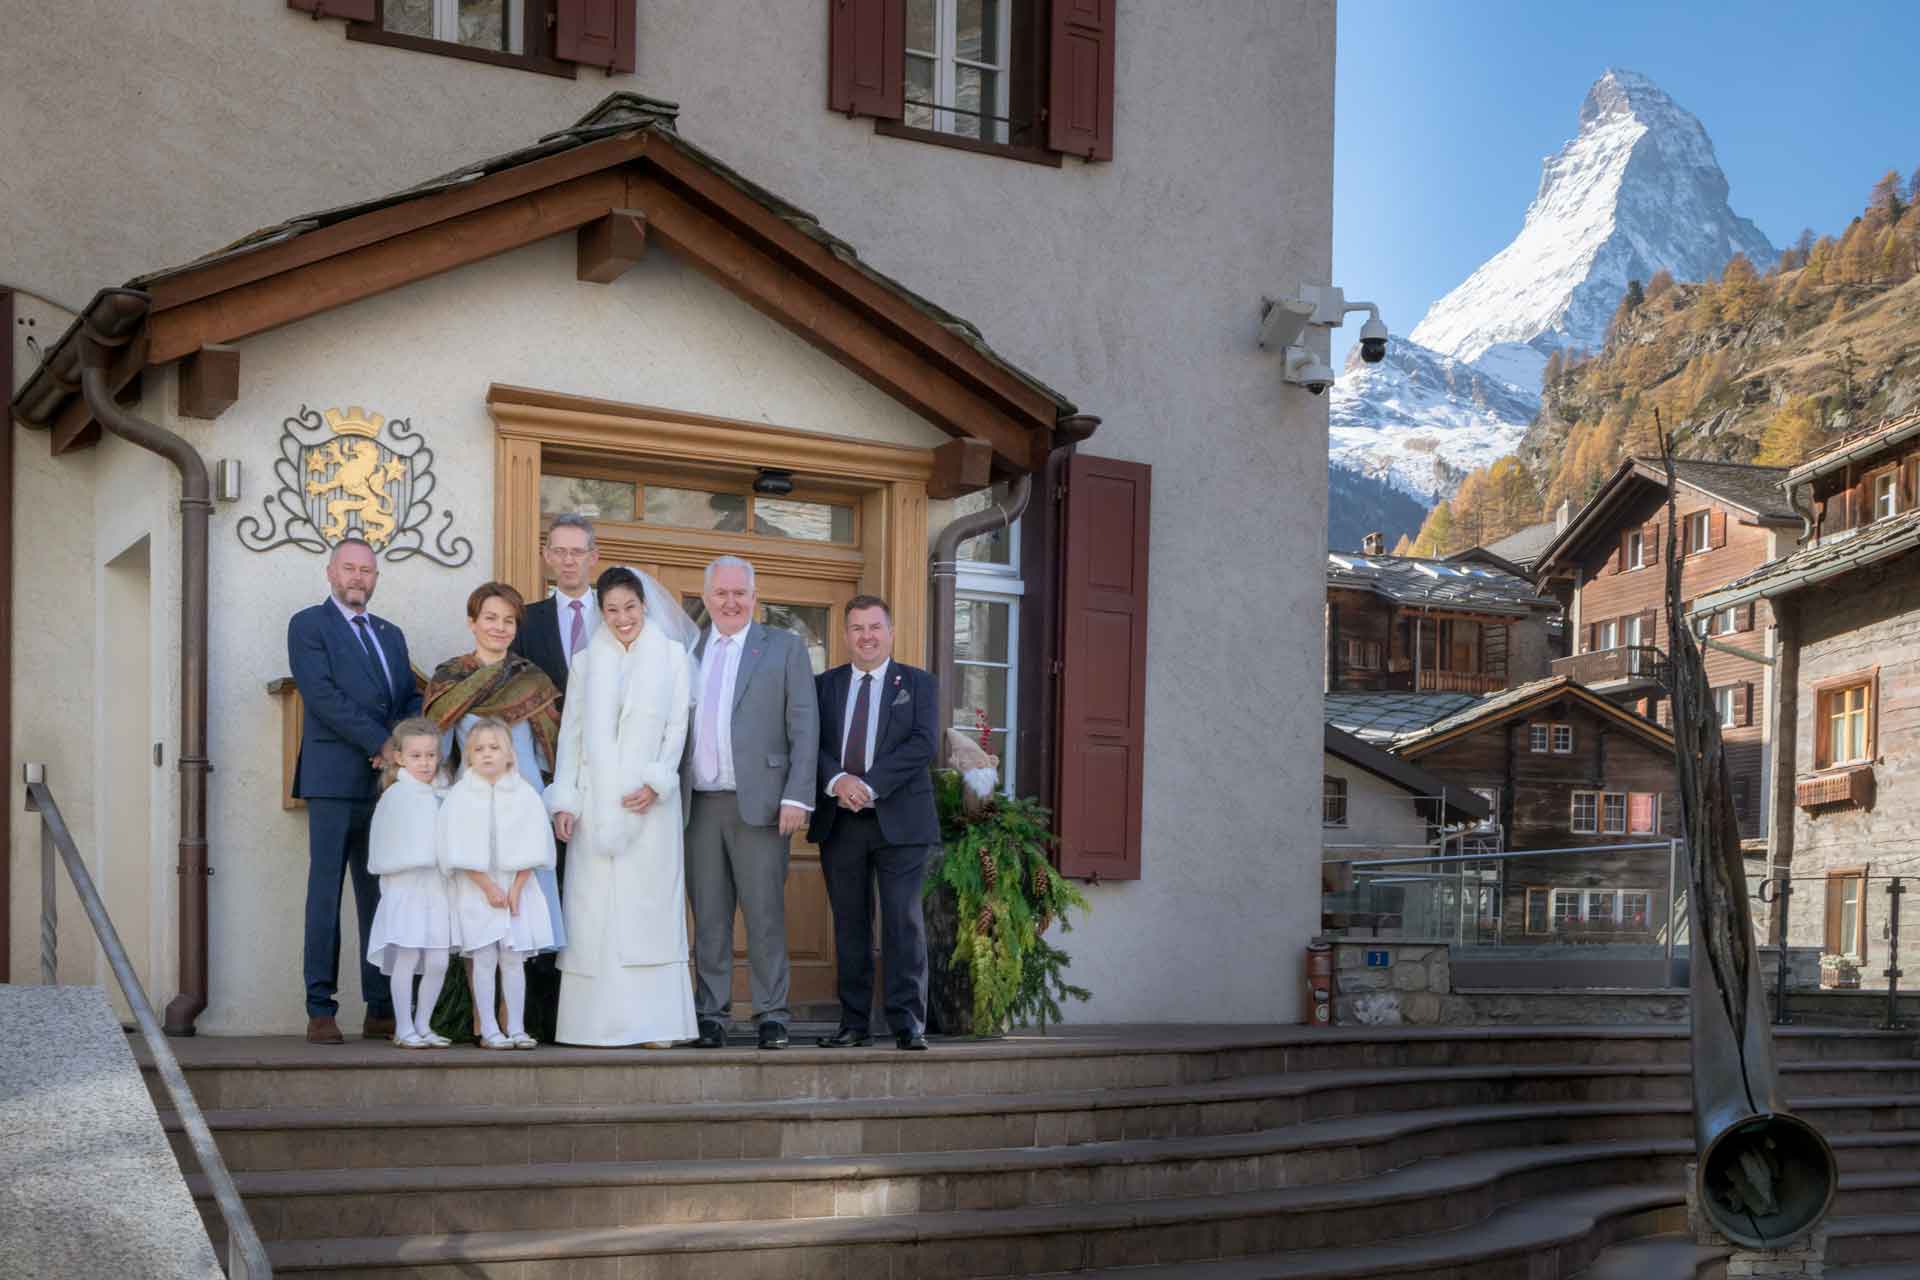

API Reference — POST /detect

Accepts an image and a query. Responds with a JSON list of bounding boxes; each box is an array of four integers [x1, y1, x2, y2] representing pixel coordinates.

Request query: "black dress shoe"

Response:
[[894, 1030, 930, 1051], [757, 1021, 789, 1050], [816, 1026, 873, 1048], [692, 1019, 727, 1049]]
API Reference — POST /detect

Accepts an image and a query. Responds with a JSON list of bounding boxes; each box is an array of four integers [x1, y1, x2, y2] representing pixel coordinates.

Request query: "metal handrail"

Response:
[[1756, 872, 1906, 1032], [26, 769, 271, 1278]]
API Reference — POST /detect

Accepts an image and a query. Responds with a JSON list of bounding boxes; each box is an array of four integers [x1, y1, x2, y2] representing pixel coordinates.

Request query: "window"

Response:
[[1628, 791, 1660, 834], [1571, 791, 1598, 834], [1345, 638, 1382, 670], [1552, 889, 1585, 928], [1690, 610, 1711, 640], [382, 0, 523, 53], [1875, 471, 1899, 521], [1686, 510, 1711, 554], [1323, 776, 1349, 828], [298, 0, 615, 77], [953, 593, 1018, 790], [1551, 723, 1574, 754], [1525, 888, 1551, 935], [1713, 607, 1737, 636], [1595, 619, 1619, 651], [905, 0, 1014, 143], [1619, 891, 1652, 929], [1826, 869, 1867, 961], [1626, 530, 1644, 569], [541, 471, 859, 545], [1540, 887, 1651, 932], [1815, 673, 1877, 769], [1602, 792, 1627, 835], [1713, 686, 1738, 728], [1529, 724, 1550, 753]]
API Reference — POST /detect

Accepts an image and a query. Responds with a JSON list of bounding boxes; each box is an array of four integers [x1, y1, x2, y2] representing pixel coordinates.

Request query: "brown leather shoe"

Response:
[[306, 1015, 345, 1045], [362, 1014, 396, 1041]]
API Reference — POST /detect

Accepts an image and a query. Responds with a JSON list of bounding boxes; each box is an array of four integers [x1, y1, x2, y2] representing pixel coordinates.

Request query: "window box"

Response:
[[1795, 766, 1875, 812]]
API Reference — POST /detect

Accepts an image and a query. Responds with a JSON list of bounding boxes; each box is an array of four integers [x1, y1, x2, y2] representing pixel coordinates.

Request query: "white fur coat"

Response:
[[543, 618, 692, 972], [367, 774, 441, 875], [436, 768, 556, 875]]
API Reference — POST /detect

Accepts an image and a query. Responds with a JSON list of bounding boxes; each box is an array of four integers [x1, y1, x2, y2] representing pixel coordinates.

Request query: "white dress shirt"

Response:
[[692, 623, 750, 792], [553, 586, 596, 666], [331, 594, 392, 689], [829, 658, 891, 797]]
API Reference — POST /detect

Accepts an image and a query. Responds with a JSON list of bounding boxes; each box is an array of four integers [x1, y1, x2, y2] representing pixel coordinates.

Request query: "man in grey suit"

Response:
[[682, 555, 820, 1049]]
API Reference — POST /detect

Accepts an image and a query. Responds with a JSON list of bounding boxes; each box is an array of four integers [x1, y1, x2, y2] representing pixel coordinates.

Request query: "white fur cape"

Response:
[[435, 767, 556, 876], [367, 774, 441, 875]]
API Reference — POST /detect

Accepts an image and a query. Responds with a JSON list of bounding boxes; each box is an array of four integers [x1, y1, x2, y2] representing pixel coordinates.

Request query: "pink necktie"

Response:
[[696, 636, 729, 784], [567, 600, 585, 661]]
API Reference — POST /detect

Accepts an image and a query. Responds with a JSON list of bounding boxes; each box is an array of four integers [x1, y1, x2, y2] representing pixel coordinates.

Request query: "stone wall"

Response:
[[1331, 942, 1464, 1026]]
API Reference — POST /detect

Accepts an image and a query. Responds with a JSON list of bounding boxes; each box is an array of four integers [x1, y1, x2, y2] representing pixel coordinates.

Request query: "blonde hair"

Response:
[[379, 717, 442, 791], [462, 717, 518, 777]]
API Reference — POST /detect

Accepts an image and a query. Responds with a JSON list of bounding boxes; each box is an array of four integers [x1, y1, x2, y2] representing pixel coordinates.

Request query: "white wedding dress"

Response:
[[544, 575, 701, 1047]]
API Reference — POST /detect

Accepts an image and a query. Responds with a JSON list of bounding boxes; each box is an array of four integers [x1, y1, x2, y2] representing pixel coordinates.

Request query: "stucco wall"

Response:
[[1321, 758, 1431, 858], [6, 1, 1335, 1025]]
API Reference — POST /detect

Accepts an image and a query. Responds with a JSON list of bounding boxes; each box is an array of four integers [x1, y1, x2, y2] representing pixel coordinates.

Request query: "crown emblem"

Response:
[[322, 406, 384, 438]]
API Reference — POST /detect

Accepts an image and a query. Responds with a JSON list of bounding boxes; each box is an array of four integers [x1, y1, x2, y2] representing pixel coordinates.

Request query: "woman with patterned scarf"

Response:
[[425, 582, 567, 1039]]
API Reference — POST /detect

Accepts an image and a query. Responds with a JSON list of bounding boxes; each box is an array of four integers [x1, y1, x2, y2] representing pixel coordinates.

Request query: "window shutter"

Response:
[[1709, 508, 1728, 549], [1737, 602, 1755, 632], [1734, 682, 1752, 727], [1639, 608, 1657, 642], [1643, 521, 1661, 565], [1903, 459, 1918, 509], [553, 0, 635, 71], [1825, 880, 1842, 952], [1851, 479, 1870, 528], [1612, 533, 1628, 574], [1047, 0, 1116, 160], [1055, 454, 1150, 880], [287, 0, 376, 20], [828, 0, 904, 118]]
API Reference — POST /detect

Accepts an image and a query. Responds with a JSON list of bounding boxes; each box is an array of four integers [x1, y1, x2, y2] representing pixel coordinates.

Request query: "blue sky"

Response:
[[1332, 1, 1920, 367]]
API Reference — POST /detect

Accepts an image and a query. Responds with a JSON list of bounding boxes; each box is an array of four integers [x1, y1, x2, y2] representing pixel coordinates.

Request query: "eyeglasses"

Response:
[[545, 547, 594, 560]]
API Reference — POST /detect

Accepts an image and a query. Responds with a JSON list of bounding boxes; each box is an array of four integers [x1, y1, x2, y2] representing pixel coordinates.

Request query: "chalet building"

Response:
[[1694, 410, 1920, 982], [1531, 457, 1798, 838], [1388, 676, 1680, 944], [4, 4, 1337, 1033], [1325, 550, 1559, 696], [1448, 502, 1576, 658]]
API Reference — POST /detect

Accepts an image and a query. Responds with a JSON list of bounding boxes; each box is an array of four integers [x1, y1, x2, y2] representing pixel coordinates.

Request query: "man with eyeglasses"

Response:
[[512, 513, 601, 695]]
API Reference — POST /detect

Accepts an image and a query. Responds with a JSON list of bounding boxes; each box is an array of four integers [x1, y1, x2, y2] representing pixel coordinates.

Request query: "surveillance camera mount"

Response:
[[1258, 283, 1389, 387]]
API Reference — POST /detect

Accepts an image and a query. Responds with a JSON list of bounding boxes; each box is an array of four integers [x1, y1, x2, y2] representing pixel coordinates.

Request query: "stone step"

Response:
[[1827, 1267, 1920, 1279], [264, 1146, 1691, 1277], [142, 1025, 1920, 1111], [1567, 1234, 1729, 1280], [1829, 1214, 1920, 1264], [159, 1060, 1920, 1174], [191, 1120, 1920, 1247]]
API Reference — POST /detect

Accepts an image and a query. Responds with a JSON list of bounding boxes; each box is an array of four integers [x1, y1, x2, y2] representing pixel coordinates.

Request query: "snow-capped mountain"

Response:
[[1410, 68, 1775, 384], [1329, 335, 1537, 501], [1330, 68, 1774, 505]]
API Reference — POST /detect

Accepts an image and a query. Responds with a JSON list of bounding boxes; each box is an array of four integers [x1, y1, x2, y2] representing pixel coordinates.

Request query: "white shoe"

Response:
[[395, 1032, 430, 1050], [480, 1033, 515, 1051], [512, 1033, 538, 1050], [642, 1040, 674, 1050], [421, 1032, 452, 1049]]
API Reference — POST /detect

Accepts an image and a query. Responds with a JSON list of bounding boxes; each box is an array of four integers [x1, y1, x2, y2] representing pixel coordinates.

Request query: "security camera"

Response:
[[1357, 312, 1389, 364], [1284, 346, 1338, 395]]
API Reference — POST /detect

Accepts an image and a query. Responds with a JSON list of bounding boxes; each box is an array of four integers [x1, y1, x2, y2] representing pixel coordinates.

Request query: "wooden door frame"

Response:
[[1, 287, 12, 979], [489, 384, 934, 663]]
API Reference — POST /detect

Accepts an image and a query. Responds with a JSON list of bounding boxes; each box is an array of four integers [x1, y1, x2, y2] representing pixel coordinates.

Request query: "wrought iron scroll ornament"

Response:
[[236, 405, 473, 567]]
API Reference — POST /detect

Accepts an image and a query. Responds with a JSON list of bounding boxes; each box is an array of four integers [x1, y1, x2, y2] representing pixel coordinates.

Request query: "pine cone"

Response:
[[975, 903, 994, 936], [978, 847, 998, 889], [1031, 861, 1051, 898], [1037, 912, 1054, 936]]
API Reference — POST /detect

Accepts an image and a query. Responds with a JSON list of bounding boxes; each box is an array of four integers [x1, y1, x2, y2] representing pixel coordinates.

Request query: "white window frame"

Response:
[[389, 0, 526, 52], [1687, 510, 1711, 554], [1626, 530, 1644, 569], [953, 515, 1023, 795], [1596, 619, 1619, 651], [1601, 791, 1628, 835], [905, 0, 1013, 144], [1551, 888, 1585, 929], [1547, 886, 1651, 931], [1323, 775, 1348, 828], [1551, 723, 1574, 754], [1617, 890, 1653, 929], [1875, 471, 1899, 521], [1528, 724, 1549, 754], [1713, 686, 1738, 729], [1571, 791, 1599, 834], [1714, 606, 1738, 635]]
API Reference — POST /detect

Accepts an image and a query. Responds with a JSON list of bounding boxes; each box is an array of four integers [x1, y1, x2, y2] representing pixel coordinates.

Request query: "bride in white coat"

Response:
[[544, 566, 699, 1047]]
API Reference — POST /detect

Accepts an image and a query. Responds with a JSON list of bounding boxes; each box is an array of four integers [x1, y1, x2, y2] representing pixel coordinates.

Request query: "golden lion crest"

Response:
[[303, 408, 407, 548]]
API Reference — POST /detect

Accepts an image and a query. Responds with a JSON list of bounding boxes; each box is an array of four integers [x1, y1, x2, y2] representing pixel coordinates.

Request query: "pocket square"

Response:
[[890, 688, 912, 706]]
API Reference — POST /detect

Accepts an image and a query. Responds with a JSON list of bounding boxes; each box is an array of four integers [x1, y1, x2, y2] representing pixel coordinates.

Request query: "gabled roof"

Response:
[[1454, 519, 1559, 573], [11, 94, 1082, 470], [1325, 724, 1488, 825], [1390, 675, 1675, 758], [1787, 409, 1920, 486], [1325, 691, 1481, 744], [1326, 552, 1557, 617], [1535, 456, 1797, 575], [1693, 506, 1920, 615]]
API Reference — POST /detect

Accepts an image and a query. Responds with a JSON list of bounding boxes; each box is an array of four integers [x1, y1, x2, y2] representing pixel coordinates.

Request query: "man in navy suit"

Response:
[[288, 538, 422, 1043], [809, 595, 940, 1051]]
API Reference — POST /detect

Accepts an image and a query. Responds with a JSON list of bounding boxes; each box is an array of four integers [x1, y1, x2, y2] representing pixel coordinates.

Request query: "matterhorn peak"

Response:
[[1407, 68, 1774, 389]]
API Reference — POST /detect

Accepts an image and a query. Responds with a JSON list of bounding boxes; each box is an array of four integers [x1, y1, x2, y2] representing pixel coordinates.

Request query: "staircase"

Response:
[[143, 1025, 1920, 1279]]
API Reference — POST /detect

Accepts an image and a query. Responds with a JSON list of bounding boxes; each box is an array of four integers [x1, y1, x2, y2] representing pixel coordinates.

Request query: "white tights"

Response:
[[389, 947, 450, 1040], [469, 943, 527, 1039]]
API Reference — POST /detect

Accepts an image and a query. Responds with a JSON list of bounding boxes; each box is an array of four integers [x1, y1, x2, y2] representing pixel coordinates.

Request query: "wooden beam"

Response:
[[576, 209, 647, 283], [147, 172, 627, 364], [176, 345, 240, 420], [143, 131, 656, 313], [630, 175, 1047, 473], [927, 437, 993, 499]]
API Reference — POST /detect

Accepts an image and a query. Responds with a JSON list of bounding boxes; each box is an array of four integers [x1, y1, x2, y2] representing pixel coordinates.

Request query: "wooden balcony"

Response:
[[1551, 645, 1668, 691], [1415, 669, 1506, 694]]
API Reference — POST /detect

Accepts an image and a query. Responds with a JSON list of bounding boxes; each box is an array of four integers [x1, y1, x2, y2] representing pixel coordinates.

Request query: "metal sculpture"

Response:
[[1659, 431, 1836, 1248]]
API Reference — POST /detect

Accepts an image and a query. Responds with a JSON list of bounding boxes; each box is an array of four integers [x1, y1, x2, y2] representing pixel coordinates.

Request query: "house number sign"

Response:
[[236, 404, 473, 567]]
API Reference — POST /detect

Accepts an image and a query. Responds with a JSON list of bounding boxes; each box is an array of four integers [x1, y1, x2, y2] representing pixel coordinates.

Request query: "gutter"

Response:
[[74, 288, 214, 1037], [930, 474, 1032, 767]]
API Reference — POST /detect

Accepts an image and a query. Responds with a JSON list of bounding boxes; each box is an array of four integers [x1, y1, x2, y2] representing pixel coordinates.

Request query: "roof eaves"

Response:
[[1786, 411, 1920, 486], [1693, 510, 1920, 614], [1324, 724, 1489, 823]]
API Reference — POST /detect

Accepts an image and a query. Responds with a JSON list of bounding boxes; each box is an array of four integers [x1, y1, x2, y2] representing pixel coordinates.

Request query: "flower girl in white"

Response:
[[437, 717, 557, 1050], [365, 718, 456, 1050]]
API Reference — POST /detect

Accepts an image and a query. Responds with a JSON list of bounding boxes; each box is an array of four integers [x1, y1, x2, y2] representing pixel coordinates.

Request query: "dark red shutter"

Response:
[[1612, 533, 1627, 575], [288, 0, 376, 20], [828, 0, 904, 118], [1643, 521, 1660, 566], [1709, 508, 1728, 549], [1056, 453, 1150, 880], [1851, 479, 1870, 528], [1737, 602, 1755, 632], [1047, 0, 1115, 160], [1734, 682, 1753, 727], [555, 0, 635, 72]]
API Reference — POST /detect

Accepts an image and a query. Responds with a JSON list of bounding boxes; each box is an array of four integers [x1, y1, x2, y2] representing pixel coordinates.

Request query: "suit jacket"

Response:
[[510, 594, 574, 695], [808, 660, 940, 848], [289, 599, 421, 801], [679, 622, 821, 828]]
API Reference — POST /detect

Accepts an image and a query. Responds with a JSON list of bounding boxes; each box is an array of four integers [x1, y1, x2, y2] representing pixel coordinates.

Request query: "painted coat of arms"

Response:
[[237, 405, 472, 566]]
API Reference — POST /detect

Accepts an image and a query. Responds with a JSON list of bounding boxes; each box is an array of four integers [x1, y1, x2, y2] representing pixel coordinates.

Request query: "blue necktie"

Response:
[[352, 615, 386, 695]]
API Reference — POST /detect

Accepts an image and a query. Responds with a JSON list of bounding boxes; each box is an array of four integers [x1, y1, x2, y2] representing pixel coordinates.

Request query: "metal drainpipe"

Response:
[[77, 290, 214, 1037], [930, 474, 1032, 766]]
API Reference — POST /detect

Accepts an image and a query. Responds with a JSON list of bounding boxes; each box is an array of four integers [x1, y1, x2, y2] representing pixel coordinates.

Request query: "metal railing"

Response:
[[26, 765, 271, 1279], [1759, 872, 1907, 1031]]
